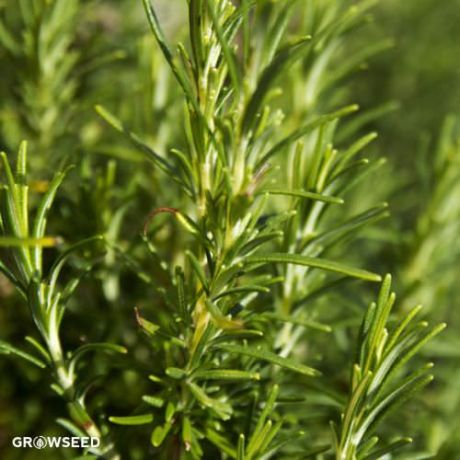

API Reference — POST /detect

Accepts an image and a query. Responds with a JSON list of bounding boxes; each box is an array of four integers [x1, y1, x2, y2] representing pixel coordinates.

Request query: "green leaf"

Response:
[[239, 231, 284, 257], [257, 188, 343, 204], [213, 285, 270, 300], [260, 432, 310, 460], [187, 382, 233, 420], [357, 436, 379, 457], [385, 304, 424, 352], [194, 369, 260, 381], [205, 298, 244, 329], [362, 437, 412, 460], [47, 235, 105, 296], [362, 274, 394, 366], [212, 329, 264, 344], [237, 434, 245, 460], [15, 141, 28, 236], [148, 374, 164, 383], [142, 395, 165, 408], [95, 105, 177, 177], [247, 421, 273, 459], [135, 307, 160, 336], [206, 428, 237, 458], [27, 276, 48, 339], [109, 414, 154, 426], [258, 419, 283, 457], [56, 418, 87, 438], [245, 253, 381, 282], [334, 132, 378, 172], [259, 2, 295, 67], [311, 204, 389, 249], [242, 36, 313, 135], [170, 149, 196, 191], [141, 0, 197, 105], [151, 422, 171, 447], [340, 369, 372, 445], [246, 385, 279, 456], [25, 336, 51, 363], [0, 19, 20, 54], [186, 250, 209, 292], [165, 367, 187, 379], [67, 402, 94, 428], [165, 401, 176, 422], [0, 236, 60, 247], [32, 165, 73, 271], [205, 0, 242, 94], [374, 322, 446, 395], [217, 344, 320, 377], [70, 343, 127, 369], [182, 416, 192, 447], [0, 340, 46, 368], [356, 374, 433, 445], [0, 151, 20, 216], [258, 105, 359, 166]]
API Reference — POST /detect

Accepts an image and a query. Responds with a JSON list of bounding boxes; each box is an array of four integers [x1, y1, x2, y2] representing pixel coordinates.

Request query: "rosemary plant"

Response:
[[0, 0, 125, 170], [94, 1, 442, 458], [334, 275, 445, 459], [0, 0, 455, 459], [0, 0, 81, 158], [0, 143, 122, 459], [383, 117, 460, 457]]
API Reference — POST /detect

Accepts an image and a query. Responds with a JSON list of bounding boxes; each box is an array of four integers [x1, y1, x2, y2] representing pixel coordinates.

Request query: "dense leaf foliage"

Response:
[[0, 1, 458, 459]]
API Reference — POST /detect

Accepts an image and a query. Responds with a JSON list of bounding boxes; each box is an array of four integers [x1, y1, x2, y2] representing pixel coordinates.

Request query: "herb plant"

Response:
[[0, 143, 121, 459], [0, 1, 456, 459]]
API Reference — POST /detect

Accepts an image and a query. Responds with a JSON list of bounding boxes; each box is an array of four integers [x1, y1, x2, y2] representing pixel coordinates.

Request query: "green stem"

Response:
[[45, 305, 120, 459]]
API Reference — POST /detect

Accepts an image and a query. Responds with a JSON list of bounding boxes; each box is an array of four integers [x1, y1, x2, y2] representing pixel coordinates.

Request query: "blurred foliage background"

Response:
[[0, 0, 459, 458]]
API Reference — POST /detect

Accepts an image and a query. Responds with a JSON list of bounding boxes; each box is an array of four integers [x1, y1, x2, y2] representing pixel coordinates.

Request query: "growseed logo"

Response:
[[12, 436, 100, 449], [33, 436, 46, 449]]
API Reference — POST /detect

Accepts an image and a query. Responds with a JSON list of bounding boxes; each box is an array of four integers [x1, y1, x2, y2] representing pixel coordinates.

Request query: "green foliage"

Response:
[[334, 275, 444, 459], [0, 0, 457, 459], [0, 0, 80, 152], [0, 144, 121, 459]]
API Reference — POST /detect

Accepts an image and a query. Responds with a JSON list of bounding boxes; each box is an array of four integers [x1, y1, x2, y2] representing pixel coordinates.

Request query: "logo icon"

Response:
[[33, 437, 47, 449]]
